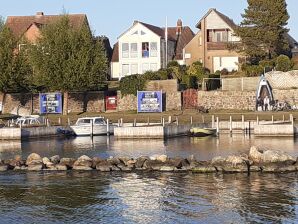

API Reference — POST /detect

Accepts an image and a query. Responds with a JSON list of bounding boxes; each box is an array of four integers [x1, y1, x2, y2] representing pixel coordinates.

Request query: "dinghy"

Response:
[[256, 75, 273, 111]]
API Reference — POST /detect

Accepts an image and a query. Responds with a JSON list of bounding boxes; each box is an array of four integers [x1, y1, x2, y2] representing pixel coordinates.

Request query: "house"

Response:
[[5, 12, 89, 49], [111, 20, 194, 80], [184, 8, 241, 73]]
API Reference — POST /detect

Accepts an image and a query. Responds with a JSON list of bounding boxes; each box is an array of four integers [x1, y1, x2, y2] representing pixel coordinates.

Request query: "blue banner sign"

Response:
[[40, 93, 62, 114], [137, 91, 163, 113]]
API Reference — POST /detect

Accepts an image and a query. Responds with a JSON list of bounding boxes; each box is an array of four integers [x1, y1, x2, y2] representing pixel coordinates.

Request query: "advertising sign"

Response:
[[137, 91, 162, 113], [40, 92, 62, 114]]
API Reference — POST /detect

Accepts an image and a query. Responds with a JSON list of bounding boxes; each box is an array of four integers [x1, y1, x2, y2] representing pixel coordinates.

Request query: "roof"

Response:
[[111, 42, 119, 62], [196, 8, 237, 30], [112, 21, 194, 62], [167, 27, 194, 60], [5, 12, 87, 39]]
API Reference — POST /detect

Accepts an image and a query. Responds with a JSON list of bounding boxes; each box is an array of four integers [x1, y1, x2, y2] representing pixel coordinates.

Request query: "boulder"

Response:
[[92, 157, 104, 169], [157, 155, 168, 163], [211, 156, 249, 173], [27, 164, 44, 171], [107, 157, 123, 166], [160, 165, 175, 172], [72, 165, 93, 171], [118, 157, 132, 166], [191, 161, 216, 173], [0, 165, 8, 171], [60, 158, 76, 168], [55, 165, 68, 171], [26, 153, 43, 166], [96, 160, 112, 172], [50, 155, 60, 164], [117, 164, 132, 171], [143, 160, 164, 170], [135, 156, 150, 169], [73, 155, 92, 168]]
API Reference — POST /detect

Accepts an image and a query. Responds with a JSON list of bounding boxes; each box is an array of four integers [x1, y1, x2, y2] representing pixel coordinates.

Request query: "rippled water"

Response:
[[0, 171, 298, 223], [0, 135, 298, 223]]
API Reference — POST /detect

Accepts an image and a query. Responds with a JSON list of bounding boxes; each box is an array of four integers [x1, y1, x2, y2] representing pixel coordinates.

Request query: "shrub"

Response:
[[242, 64, 263, 77], [119, 74, 146, 95], [275, 55, 294, 72], [142, 71, 160, 80]]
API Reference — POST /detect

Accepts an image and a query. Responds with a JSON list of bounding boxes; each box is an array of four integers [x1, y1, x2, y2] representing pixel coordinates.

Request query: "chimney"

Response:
[[35, 12, 44, 18], [176, 19, 182, 36]]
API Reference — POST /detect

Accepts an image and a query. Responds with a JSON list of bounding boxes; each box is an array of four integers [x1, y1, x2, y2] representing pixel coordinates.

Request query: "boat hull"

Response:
[[70, 124, 115, 136], [189, 128, 216, 137]]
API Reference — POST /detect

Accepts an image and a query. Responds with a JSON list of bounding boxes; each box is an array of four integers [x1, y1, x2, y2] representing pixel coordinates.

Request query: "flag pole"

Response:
[[165, 16, 168, 68]]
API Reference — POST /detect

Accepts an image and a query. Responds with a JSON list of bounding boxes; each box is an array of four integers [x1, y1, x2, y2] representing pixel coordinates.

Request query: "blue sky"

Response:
[[1, 0, 297, 45]]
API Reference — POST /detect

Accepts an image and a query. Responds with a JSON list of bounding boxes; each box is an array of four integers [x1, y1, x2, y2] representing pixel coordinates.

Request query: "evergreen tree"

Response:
[[0, 18, 32, 93], [235, 0, 290, 63], [29, 15, 108, 114]]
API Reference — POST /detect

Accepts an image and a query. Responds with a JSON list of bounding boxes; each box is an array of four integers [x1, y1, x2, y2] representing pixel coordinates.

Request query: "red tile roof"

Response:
[[5, 12, 87, 39]]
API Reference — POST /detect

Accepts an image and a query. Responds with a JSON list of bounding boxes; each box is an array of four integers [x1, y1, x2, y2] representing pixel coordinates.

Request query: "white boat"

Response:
[[256, 75, 274, 111], [70, 117, 115, 136]]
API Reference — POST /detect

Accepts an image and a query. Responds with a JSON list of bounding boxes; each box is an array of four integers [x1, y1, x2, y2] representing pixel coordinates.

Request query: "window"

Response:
[[122, 64, 129, 76], [131, 64, 138, 74], [122, 43, 129, 58], [142, 42, 149, 58], [142, 63, 149, 73], [150, 42, 157, 57], [130, 43, 138, 58], [150, 63, 158, 71]]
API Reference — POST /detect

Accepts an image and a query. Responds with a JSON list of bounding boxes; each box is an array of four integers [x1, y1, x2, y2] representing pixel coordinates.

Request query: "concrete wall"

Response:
[[146, 79, 178, 93], [0, 128, 21, 140], [114, 126, 164, 138], [254, 124, 294, 137], [21, 126, 62, 139], [222, 77, 259, 91]]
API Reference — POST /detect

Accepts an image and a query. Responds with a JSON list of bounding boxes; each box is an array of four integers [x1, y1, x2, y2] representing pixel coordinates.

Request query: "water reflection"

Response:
[[0, 172, 297, 223]]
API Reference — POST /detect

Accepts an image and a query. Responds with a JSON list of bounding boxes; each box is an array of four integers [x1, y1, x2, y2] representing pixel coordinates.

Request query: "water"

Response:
[[0, 135, 298, 223]]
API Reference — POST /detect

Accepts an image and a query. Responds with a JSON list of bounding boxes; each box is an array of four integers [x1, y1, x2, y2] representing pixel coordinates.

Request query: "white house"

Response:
[[111, 20, 194, 79]]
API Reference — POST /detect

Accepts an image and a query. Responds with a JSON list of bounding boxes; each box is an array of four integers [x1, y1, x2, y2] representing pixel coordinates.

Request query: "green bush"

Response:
[[242, 64, 263, 76], [119, 74, 146, 95], [275, 55, 293, 72], [157, 69, 170, 80], [142, 71, 160, 80]]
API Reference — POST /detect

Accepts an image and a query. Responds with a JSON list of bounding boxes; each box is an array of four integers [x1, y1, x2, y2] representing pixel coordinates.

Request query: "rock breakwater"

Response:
[[1, 146, 298, 174]]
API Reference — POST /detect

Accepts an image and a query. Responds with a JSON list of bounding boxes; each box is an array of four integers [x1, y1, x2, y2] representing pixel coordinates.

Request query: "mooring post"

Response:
[[106, 119, 110, 136], [283, 114, 285, 122], [190, 116, 193, 125], [229, 116, 232, 135], [248, 121, 251, 136], [272, 115, 274, 124], [202, 115, 205, 124], [216, 117, 219, 136], [147, 117, 150, 126], [134, 118, 137, 127], [176, 116, 179, 126], [90, 119, 93, 137], [168, 116, 172, 123], [290, 114, 294, 125], [257, 116, 259, 125], [120, 118, 123, 127], [58, 117, 61, 125], [242, 115, 245, 133], [162, 117, 165, 127], [67, 118, 70, 126], [212, 115, 215, 128]]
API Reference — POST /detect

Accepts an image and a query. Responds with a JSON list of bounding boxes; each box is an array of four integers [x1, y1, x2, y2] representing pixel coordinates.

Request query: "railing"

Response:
[[207, 41, 241, 50]]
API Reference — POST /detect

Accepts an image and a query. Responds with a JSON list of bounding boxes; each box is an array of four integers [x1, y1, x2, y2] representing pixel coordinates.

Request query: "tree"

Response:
[[186, 61, 208, 83], [0, 18, 32, 94], [275, 55, 293, 71], [234, 0, 290, 63], [29, 15, 108, 114]]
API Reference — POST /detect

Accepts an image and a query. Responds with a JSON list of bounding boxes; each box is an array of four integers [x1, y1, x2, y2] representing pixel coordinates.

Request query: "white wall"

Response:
[[213, 56, 239, 72], [111, 62, 120, 79], [118, 23, 161, 77]]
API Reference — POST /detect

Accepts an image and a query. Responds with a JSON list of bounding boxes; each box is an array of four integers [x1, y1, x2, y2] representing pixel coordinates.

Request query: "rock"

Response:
[[157, 155, 168, 163], [50, 155, 60, 164], [4, 159, 23, 169], [160, 166, 175, 172], [107, 157, 122, 166], [27, 164, 44, 171], [168, 157, 190, 169], [248, 146, 263, 163], [72, 166, 93, 171], [211, 156, 249, 173], [73, 155, 92, 168], [135, 156, 150, 169], [96, 160, 112, 172], [117, 164, 132, 171], [118, 157, 132, 166], [55, 165, 68, 171], [143, 160, 164, 170], [26, 153, 42, 165], [0, 165, 8, 171], [111, 165, 121, 171], [60, 158, 76, 168], [191, 161, 216, 173], [91, 157, 104, 169]]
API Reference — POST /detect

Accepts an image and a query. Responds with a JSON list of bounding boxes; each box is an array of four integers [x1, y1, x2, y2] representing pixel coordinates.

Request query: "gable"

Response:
[[206, 10, 233, 30], [23, 23, 41, 43]]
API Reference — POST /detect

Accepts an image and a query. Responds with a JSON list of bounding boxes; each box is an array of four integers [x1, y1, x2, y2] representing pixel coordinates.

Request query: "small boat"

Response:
[[70, 117, 115, 136], [256, 75, 274, 111], [189, 127, 216, 137]]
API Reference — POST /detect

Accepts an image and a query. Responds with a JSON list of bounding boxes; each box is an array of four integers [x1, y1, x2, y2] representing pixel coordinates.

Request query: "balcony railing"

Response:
[[207, 41, 241, 50]]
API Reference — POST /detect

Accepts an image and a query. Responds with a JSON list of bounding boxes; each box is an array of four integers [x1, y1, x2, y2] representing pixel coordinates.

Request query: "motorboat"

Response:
[[189, 127, 217, 137], [70, 117, 115, 136]]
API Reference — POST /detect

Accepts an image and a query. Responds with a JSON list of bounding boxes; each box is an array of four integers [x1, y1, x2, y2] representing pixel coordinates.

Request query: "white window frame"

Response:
[[150, 42, 157, 57], [122, 64, 129, 76], [131, 63, 138, 74], [130, 43, 138, 58], [122, 43, 129, 58]]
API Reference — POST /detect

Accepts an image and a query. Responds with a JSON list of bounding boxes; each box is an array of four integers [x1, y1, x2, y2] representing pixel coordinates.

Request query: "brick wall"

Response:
[[68, 92, 105, 113]]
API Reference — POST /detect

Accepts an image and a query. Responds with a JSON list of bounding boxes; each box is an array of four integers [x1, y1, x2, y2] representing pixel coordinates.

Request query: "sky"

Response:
[[1, 0, 297, 46]]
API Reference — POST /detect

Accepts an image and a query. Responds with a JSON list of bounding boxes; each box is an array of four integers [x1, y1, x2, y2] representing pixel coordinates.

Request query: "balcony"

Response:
[[207, 41, 241, 51]]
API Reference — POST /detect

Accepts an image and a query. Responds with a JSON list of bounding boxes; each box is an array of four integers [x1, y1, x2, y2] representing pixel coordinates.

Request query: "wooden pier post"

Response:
[[90, 120, 93, 137], [120, 118, 123, 127], [190, 116, 193, 125], [147, 117, 150, 126], [202, 115, 205, 124], [168, 116, 172, 123], [242, 115, 245, 133], [67, 118, 70, 126], [283, 114, 285, 122], [216, 117, 219, 136], [212, 115, 215, 128], [290, 114, 294, 125], [58, 117, 61, 125], [162, 118, 165, 127], [134, 118, 137, 127], [106, 119, 110, 136], [257, 116, 259, 125], [272, 115, 274, 124], [229, 116, 232, 135], [176, 116, 179, 126]]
